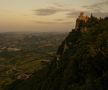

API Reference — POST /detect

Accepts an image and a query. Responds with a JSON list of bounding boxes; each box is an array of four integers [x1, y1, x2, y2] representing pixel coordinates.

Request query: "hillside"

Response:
[[7, 15, 108, 90]]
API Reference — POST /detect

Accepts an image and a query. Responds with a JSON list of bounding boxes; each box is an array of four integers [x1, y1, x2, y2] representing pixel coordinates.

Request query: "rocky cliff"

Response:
[[7, 14, 108, 90]]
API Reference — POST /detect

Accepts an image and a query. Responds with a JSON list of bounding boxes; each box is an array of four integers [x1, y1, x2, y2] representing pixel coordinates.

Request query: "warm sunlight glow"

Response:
[[0, 0, 108, 32]]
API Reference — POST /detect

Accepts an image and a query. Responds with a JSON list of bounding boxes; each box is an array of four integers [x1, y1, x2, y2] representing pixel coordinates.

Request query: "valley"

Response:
[[0, 32, 67, 89]]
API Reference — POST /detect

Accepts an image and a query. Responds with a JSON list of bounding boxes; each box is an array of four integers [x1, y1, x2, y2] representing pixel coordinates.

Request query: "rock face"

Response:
[[7, 14, 108, 90], [56, 12, 89, 58]]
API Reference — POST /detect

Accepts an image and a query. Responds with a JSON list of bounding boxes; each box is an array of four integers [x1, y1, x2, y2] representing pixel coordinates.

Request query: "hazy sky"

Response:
[[0, 0, 108, 32]]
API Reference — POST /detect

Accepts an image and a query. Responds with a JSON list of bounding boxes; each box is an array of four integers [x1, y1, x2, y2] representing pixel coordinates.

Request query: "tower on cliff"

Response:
[[75, 12, 89, 30]]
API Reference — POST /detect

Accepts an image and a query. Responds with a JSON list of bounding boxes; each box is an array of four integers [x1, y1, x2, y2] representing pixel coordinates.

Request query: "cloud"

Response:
[[33, 20, 73, 24], [34, 7, 69, 16], [66, 11, 80, 18], [55, 19, 64, 21], [83, 1, 108, 12], [82, 1, 108, 18], [92, 12, 108, 18], [33, 5, 70, 16], [52, 2, 65, 8], [34, 8, 59, 16], [33, 21, 56, 24]]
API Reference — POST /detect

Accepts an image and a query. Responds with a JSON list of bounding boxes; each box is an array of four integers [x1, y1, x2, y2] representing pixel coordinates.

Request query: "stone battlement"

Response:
[[75, 12, 89, 30]]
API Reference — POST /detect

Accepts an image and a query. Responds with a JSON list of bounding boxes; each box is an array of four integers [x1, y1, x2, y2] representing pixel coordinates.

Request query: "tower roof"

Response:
[[80, 12, 84, 16]]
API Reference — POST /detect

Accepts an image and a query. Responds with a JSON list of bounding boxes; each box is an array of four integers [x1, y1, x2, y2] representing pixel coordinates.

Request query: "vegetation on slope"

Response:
[[7, 16, 108, 90]]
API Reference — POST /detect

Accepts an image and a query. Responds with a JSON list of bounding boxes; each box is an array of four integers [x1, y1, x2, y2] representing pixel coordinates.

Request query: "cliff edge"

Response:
[[7, 13, 108, 90]]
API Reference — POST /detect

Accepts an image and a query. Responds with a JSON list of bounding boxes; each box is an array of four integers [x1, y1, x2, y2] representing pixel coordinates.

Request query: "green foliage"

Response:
[[86, 15, 99, 27], [7, 17, 108, 90]]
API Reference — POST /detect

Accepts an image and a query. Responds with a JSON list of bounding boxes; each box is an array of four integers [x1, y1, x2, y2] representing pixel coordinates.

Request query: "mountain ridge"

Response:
[[7, 13, 108, 90]]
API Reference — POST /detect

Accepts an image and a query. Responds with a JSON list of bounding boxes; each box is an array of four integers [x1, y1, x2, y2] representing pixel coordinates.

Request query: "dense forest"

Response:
[[7, 15, 108, 90]]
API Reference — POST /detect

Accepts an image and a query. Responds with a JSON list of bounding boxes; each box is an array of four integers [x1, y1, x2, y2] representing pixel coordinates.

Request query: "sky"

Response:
[[0, 0, 108, 32]]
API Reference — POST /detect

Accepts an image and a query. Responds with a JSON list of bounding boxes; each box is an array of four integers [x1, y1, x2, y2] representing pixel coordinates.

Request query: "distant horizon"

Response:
[[0, 0, 108, 32], [0, 31, 69, 33], [0, 15, 107, 33]]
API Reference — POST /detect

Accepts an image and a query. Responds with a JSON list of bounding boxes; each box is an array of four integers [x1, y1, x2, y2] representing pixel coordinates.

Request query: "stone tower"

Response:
[[75, 12, 89, 30]]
